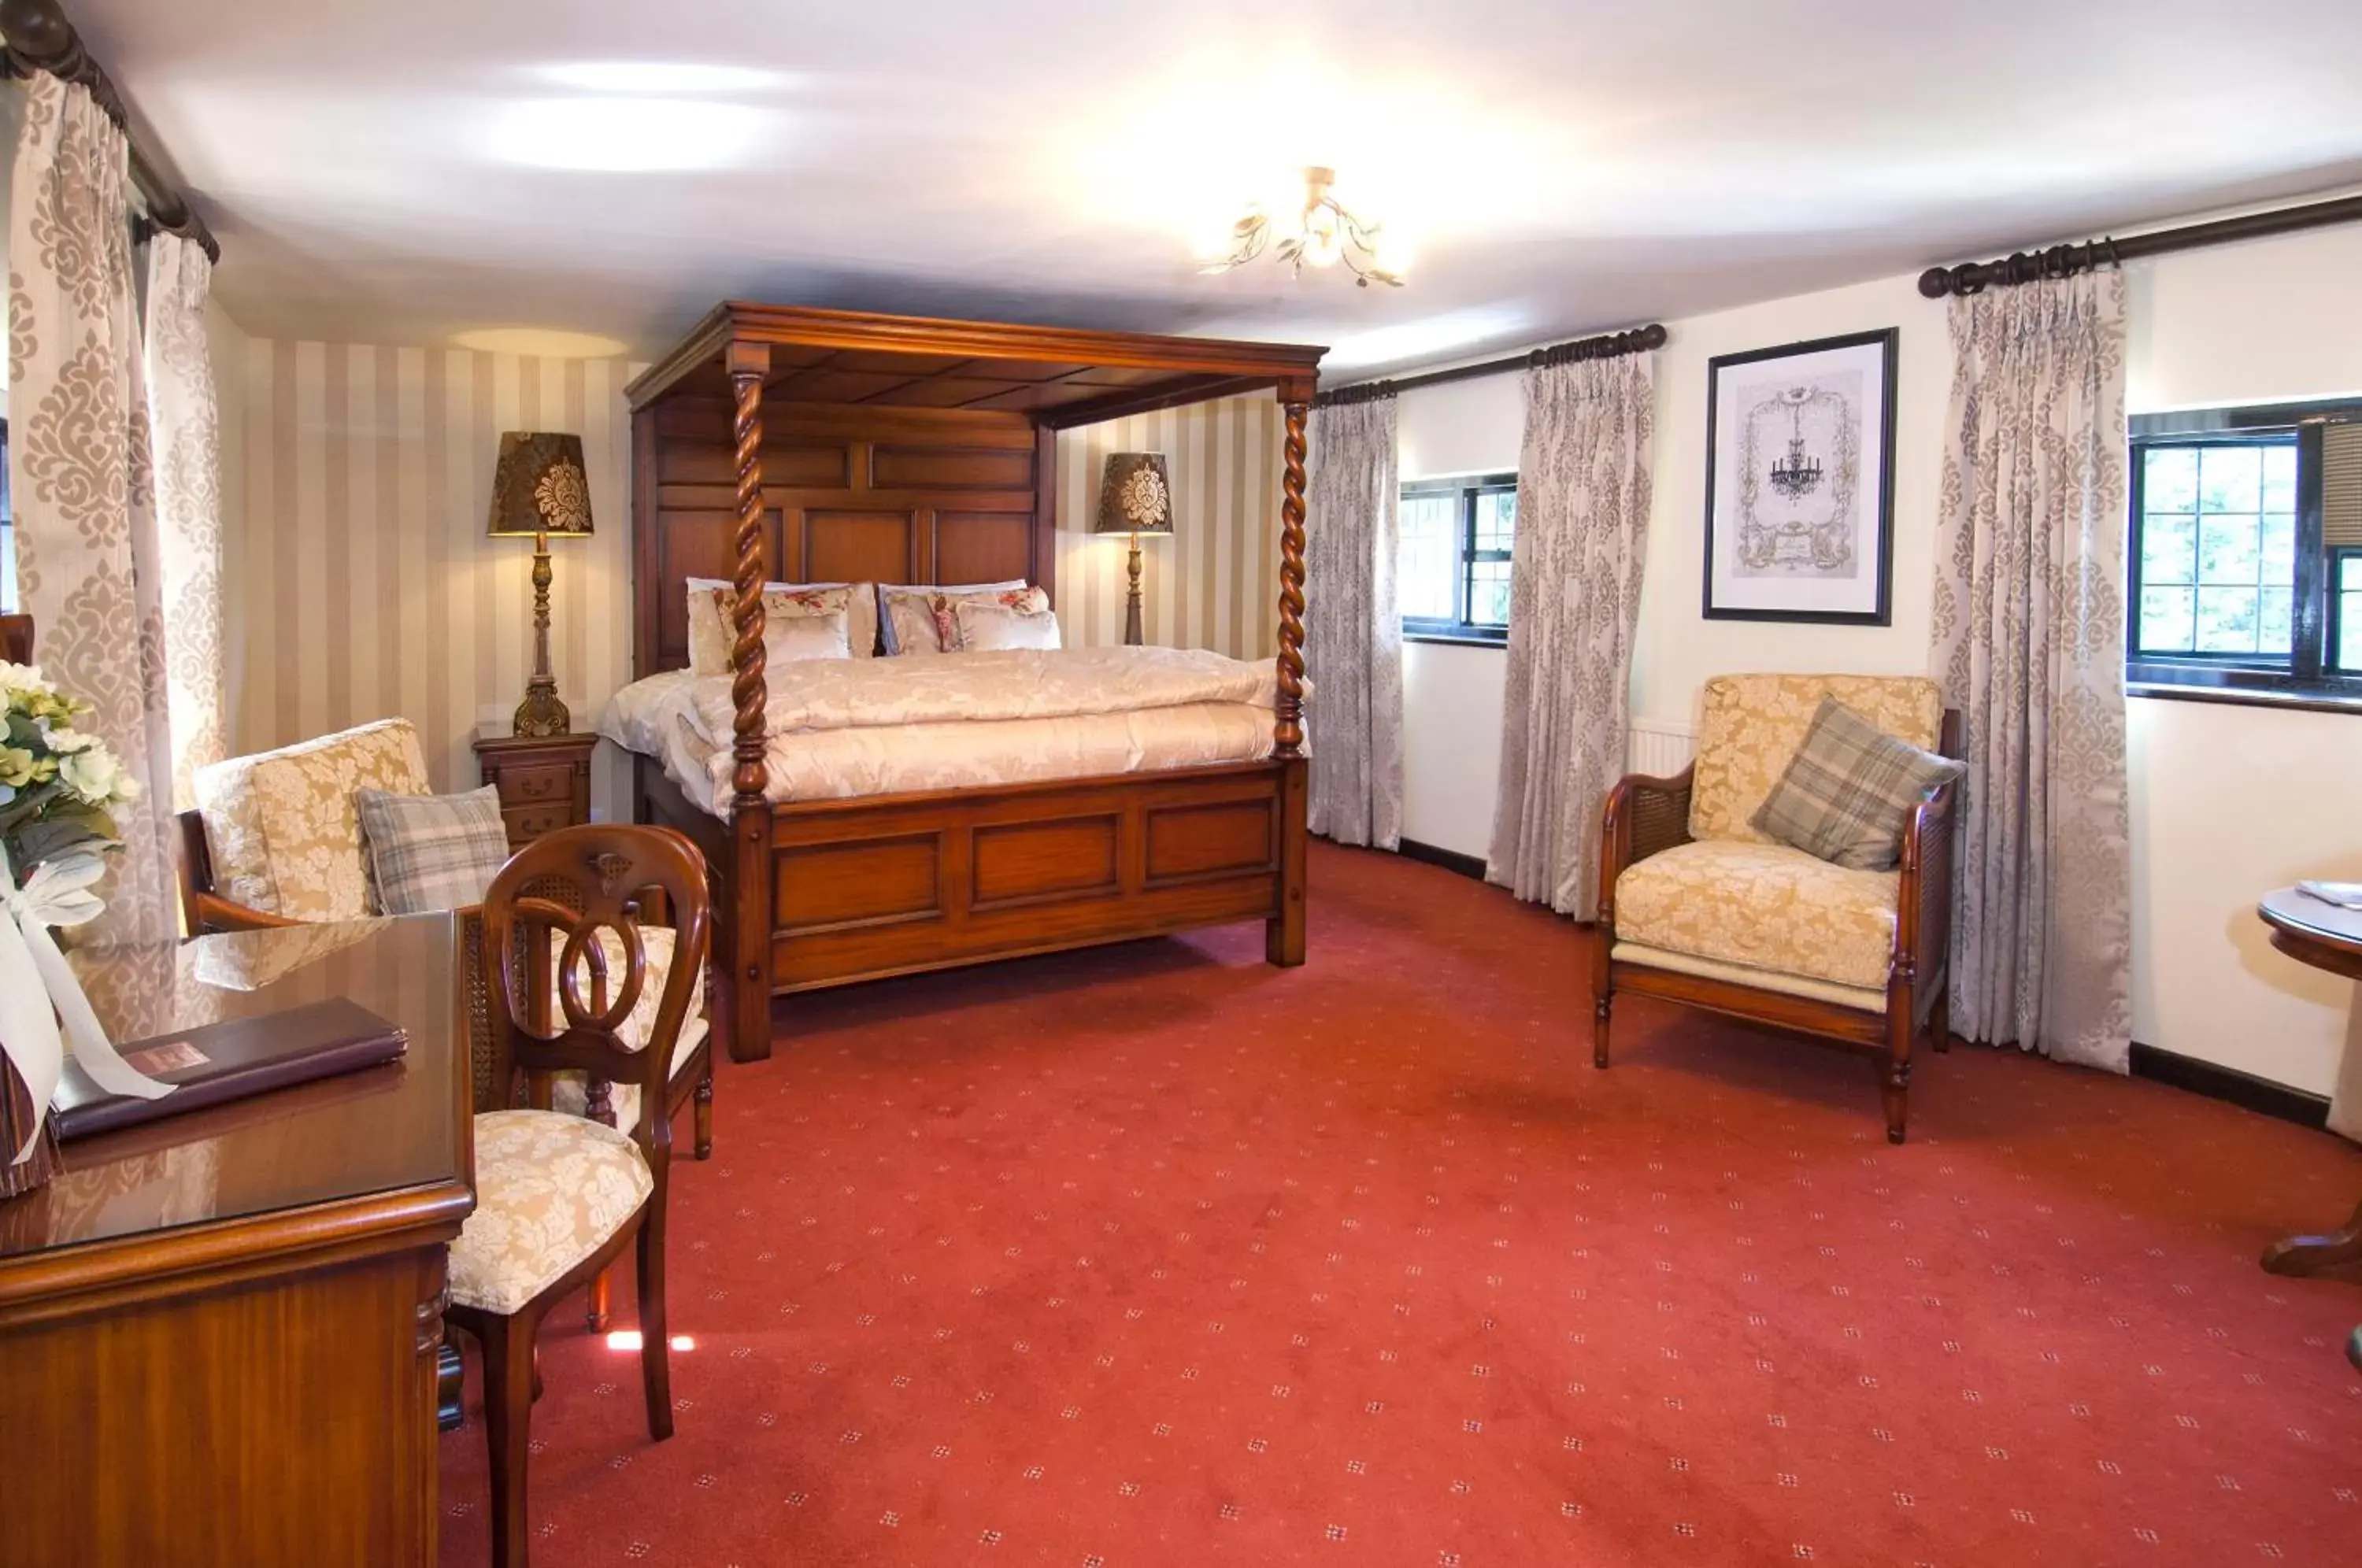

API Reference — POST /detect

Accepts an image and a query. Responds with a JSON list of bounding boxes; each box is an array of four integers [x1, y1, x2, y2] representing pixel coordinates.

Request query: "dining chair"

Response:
[[444, 823, 711, 1568]]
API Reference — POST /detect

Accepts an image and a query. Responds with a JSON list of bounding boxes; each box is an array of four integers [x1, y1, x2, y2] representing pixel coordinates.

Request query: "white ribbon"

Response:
[[0, 842, 176, 1163]]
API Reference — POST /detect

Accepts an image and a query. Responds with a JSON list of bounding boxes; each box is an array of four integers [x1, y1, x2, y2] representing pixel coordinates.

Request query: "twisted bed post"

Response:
[[1266, 393, 1310, 967], [724, 339, 776, 1063]]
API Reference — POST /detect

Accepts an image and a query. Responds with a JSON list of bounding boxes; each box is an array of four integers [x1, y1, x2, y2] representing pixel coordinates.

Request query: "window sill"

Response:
[[2126, 679, 2362, 717], [1403, 629, 1508, 649]]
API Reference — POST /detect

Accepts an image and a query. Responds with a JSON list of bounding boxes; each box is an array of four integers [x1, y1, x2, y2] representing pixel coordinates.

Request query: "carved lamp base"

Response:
[[512, 678, 571, 739]]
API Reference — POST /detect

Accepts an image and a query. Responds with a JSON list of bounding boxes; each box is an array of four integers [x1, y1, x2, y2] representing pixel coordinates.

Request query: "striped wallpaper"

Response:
[[220, 357, 1284, 820], [224, 340, 642, 808], [1053, 394, 1285, 660]]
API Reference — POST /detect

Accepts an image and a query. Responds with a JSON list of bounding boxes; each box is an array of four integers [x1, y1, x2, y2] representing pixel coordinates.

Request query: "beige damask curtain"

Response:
[[1305, 394, 1405, 849], [7, 72, 179, 942], [1931, 270, 2132, 1073], [1486, 352, 1655, 915], [144, 231, 227, 808]]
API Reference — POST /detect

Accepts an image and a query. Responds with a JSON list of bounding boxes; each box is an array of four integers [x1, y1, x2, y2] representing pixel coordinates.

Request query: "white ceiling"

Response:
[[61, 0, 2362, 374]]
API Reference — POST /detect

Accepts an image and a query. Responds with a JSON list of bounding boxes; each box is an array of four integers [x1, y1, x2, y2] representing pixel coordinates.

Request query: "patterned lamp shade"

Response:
[[486, 431, 595, 538], [1094, 453, 1175, 536]]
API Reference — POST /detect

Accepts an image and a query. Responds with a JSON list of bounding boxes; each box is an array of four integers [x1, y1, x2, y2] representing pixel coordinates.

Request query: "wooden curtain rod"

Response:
[[1313, 322, 1668, 406], [1918, 190, 2362, 299], [0, 0, 220, 263]]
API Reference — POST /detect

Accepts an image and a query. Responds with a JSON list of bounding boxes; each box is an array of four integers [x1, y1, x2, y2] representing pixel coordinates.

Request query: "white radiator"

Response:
[[1627, 718, 1696, 778]]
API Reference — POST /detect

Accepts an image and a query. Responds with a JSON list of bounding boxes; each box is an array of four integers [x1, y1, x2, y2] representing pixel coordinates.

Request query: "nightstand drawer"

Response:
[[498, 763, 576, 804], [502, 801, 572, 847]]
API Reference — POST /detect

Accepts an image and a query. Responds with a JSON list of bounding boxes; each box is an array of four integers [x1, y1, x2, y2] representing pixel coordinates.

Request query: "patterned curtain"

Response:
[[1486, 352, 1655, 915], [144, 232, 227, 808], [1305, 394, 1405, 849], [1930, 270, 2132, 1073], [7, 73, 179, 942]]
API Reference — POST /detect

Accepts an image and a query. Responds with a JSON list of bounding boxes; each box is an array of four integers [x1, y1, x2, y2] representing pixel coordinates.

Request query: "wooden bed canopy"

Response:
[[623, 301, 1326, 1064]]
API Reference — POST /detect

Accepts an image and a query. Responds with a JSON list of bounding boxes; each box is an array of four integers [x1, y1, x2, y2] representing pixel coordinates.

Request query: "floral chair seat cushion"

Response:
[[1612, 839, 1901, 993], [448, 1109, 653, 1315], [191, 718, 431, 919], [1687, 675, 1943, 846]]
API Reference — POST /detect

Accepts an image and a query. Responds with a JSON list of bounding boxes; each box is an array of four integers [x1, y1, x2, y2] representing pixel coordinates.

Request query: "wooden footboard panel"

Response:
[[768, 760, 1290, 989], [635, 756, 1305, 1060]]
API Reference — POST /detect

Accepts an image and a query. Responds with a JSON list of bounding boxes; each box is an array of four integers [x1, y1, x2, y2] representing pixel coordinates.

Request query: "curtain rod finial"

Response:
[[0, 0, 74, 62], [1917, 267, 1956, 299]]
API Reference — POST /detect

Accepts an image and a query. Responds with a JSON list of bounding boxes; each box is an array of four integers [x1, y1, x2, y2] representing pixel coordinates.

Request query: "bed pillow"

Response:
[[686, 578, 878, 672], [763, 607, 852, 664], [354, 785, 513, 915], [1749, 697, 1965, 871], [955, 598, 1062, 652], [880, 582, 1044, 655]]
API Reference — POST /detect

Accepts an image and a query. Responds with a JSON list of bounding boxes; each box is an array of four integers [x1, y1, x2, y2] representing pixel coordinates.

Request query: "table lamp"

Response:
[[1093, 452, 1174, 646], [486, 431, 594, 736]]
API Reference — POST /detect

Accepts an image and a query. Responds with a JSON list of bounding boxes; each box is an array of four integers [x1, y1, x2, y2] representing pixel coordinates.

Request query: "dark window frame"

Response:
[[2127, 398, 2362, 712], [1399, 472, 1516, 647]]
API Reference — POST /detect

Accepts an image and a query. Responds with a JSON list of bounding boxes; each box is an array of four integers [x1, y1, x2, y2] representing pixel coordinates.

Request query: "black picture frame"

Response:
[[1701, 327, 1898, 626]]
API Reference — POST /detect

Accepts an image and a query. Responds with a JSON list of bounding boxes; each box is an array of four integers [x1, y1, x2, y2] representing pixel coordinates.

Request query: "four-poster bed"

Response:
[[620, 302, 1325, 1063]]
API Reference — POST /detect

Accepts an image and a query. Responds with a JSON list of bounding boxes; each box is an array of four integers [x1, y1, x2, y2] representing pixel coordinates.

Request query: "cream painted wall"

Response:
[[1397, 379, 1520, 857], [1390, 217, 2362, 1099]]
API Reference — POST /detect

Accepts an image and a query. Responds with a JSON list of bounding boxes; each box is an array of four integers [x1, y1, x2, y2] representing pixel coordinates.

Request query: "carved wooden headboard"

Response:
[[631, 398, 1052, 675]]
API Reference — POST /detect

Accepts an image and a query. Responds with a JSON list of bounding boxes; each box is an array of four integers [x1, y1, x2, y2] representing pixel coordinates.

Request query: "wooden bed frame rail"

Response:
[[626, 303, 1324, 1062]]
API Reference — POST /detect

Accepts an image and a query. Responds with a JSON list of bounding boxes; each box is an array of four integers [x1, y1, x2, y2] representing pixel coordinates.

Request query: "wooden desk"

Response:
[[0, 916, 474, 1568], [2256, 888, 2362, 1278]]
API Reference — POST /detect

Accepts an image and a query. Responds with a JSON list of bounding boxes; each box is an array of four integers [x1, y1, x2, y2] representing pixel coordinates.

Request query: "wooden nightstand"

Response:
[[472, 730, 598, 850]]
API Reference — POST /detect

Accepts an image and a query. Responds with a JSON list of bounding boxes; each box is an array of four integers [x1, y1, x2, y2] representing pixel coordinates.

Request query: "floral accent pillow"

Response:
[[191, 717, 431, 919], [955, 598, 1062, 652], [685, 579, 877, 673], [761, 607, 852, 665], [879, 582, 1046, 656]]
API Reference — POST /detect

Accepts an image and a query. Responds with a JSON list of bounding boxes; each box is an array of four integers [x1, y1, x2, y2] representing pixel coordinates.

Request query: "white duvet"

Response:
[[599, 646, 1293, 813]]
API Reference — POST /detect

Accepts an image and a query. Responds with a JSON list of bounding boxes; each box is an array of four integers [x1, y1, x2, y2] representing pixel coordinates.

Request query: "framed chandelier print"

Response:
[[1702, 327, 1897, 624]]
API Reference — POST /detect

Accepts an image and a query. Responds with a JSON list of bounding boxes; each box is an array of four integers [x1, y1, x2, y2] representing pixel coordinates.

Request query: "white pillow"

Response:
[[955, 599, 1062, 652], [880, 583, 1046, 655], [686, 578, 879, 672], [763, 607, 852, 664]]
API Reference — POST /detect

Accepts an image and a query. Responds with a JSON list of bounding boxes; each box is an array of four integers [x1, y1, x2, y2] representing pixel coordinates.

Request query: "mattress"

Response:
[[597, 649, 1286, 816]]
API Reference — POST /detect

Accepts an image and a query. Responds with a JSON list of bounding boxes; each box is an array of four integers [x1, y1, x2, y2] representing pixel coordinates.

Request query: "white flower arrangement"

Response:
[[0, 660, 142, 875]]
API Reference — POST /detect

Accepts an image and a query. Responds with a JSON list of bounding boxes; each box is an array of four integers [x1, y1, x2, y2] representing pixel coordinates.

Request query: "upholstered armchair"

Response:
[[176, 716, 714, 1160], [1593, 675, 1961, 1144]]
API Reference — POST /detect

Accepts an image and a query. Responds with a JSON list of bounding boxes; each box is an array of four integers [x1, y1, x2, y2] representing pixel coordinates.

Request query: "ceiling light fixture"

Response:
[[1201, 167, 1405, 288]]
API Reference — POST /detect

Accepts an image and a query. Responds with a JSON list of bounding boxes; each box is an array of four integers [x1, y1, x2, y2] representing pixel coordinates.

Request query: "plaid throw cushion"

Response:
[[1749, 697, 1964, 871], [355, 785, 513, 914]]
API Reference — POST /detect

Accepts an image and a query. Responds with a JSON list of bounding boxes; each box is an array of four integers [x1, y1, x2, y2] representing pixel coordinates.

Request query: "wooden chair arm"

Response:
[[186, 890, 309, 934], [1894, 776, 1959, 1003], [1597, 764, 1695, 928]]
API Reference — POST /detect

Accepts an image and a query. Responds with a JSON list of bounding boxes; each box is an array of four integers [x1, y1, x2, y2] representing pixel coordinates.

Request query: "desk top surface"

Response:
[[0, 915, 471, 1267]]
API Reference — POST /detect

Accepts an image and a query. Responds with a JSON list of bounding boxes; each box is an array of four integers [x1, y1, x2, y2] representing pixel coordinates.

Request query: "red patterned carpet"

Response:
[[439, 843, 2362, 1567]]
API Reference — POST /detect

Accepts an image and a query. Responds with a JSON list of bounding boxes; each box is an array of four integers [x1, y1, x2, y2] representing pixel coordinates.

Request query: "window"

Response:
[[1399, 472, 1516, 643], [2127, 401, 2362, 706]]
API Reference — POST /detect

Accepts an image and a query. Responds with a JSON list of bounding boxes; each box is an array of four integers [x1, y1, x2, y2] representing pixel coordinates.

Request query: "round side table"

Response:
[[2254, 890, 2362, 1305]]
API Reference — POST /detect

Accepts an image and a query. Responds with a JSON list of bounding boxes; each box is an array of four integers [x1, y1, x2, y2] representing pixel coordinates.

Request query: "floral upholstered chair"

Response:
[[449, 823, 709, 1568], [176, 716, 714, 1160], [1593, 675, 1962, 1144]]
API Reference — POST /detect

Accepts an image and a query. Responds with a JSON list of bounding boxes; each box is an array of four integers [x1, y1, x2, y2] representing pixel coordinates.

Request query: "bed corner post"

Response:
[[725, 338, 776, 1063], [1267, 387, 1311, 969]]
